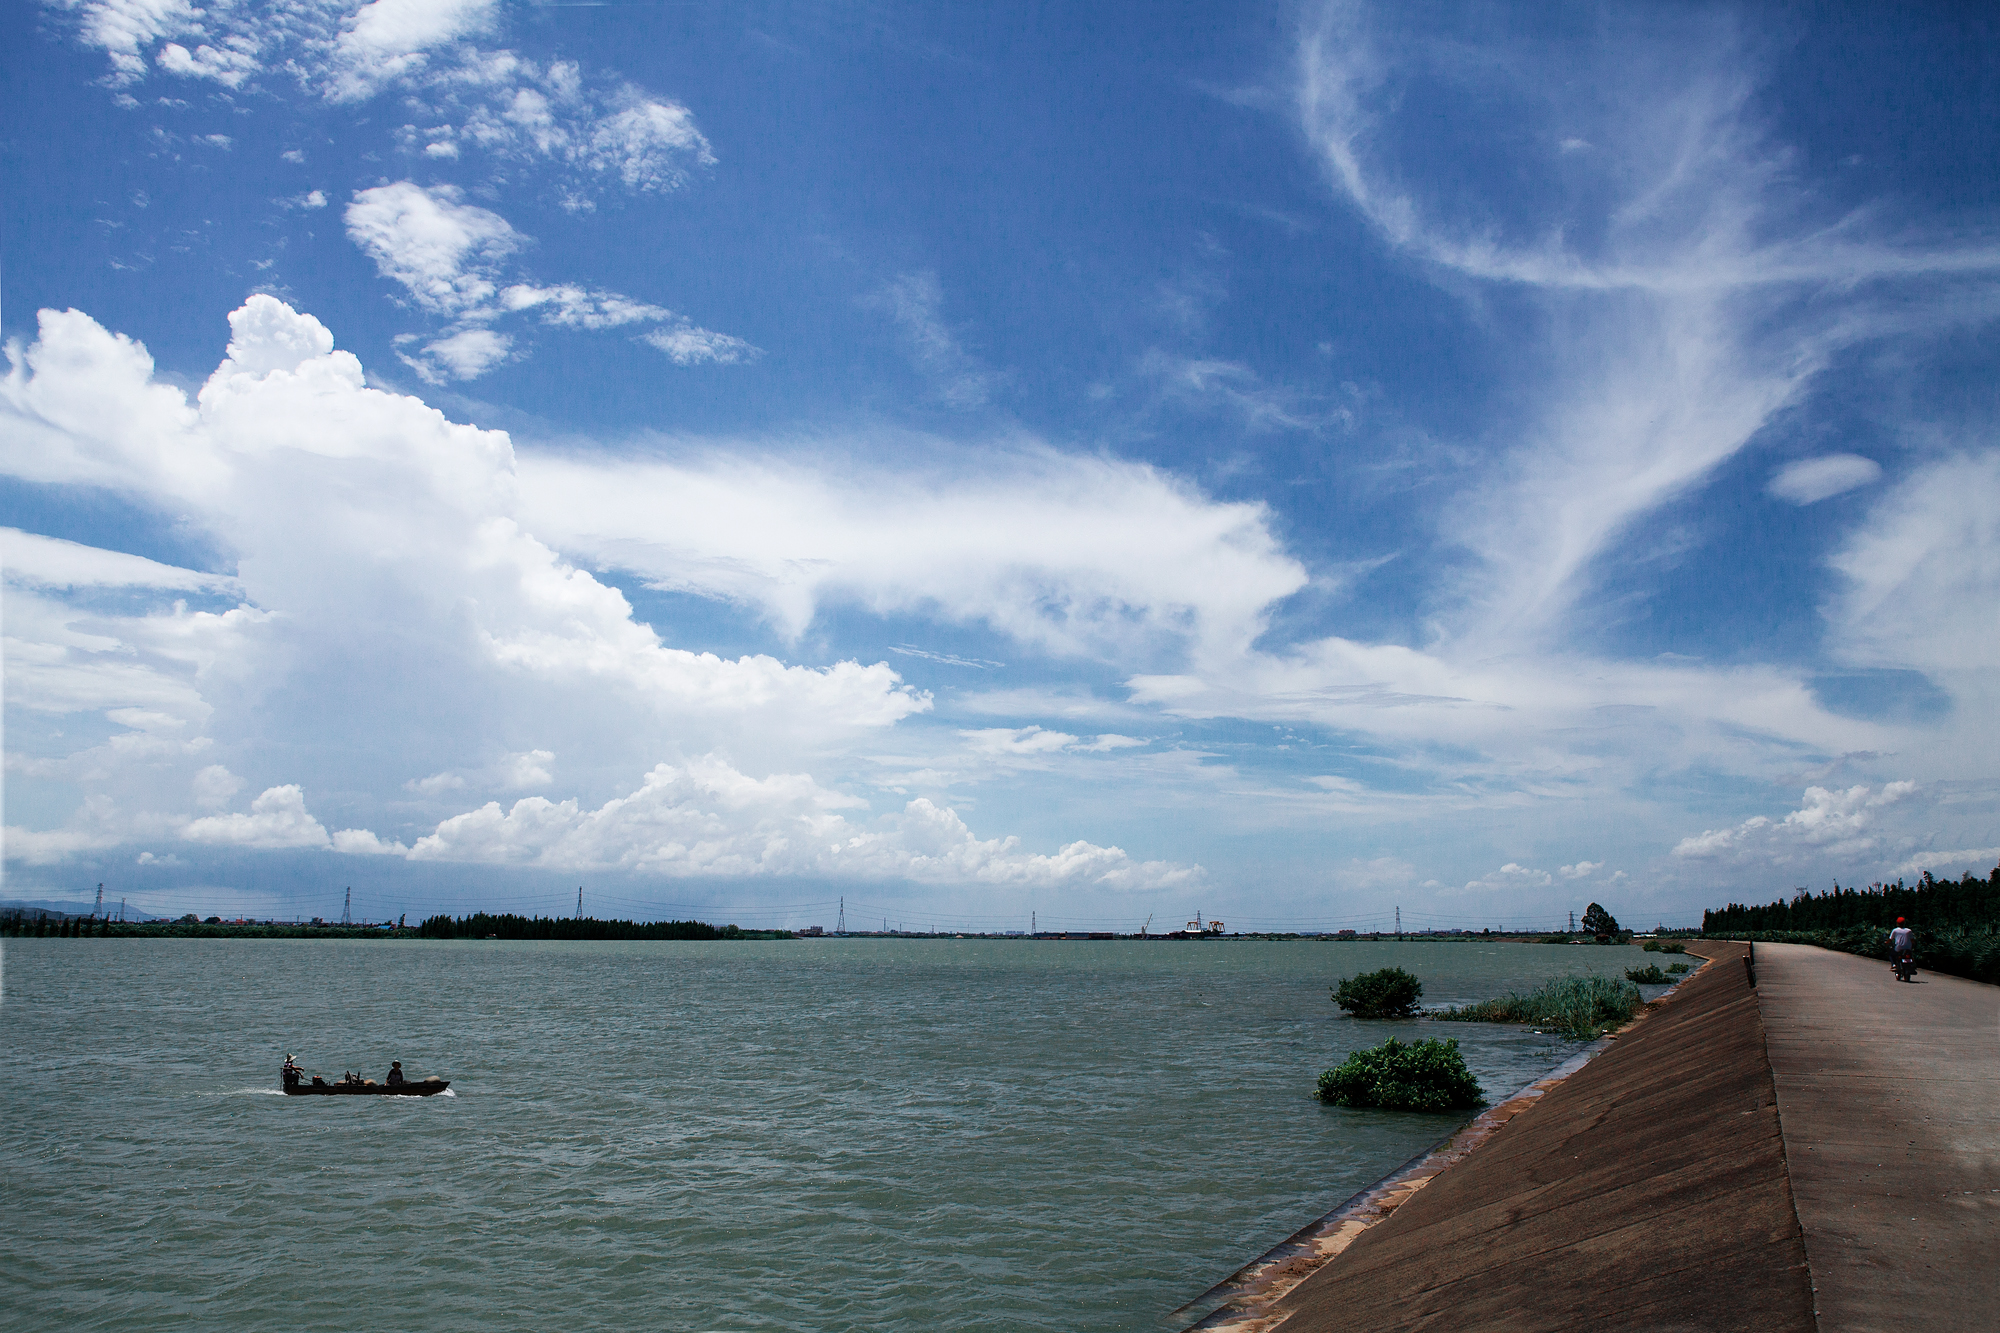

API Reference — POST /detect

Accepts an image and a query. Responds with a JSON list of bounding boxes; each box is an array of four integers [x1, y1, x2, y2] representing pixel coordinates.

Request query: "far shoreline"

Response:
[[1, 912, 1691, 946]]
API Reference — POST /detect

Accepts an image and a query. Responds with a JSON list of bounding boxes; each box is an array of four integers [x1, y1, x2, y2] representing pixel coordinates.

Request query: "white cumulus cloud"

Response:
[[1672, 782, 1918, 862], [1895, 847, 2000, 878], [181, 784, 331, 849], [378, 753, 1200, 889], [413, 327, 511, 383], [0, 296, 988, 876], [346, 182, 520, 319]]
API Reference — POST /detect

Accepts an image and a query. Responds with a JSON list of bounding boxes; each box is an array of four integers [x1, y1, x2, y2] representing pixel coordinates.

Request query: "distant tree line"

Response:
[[416, 912, 779, 941], [2, 909, 786, 941], [1704, 867, 2000, 934], [1, 911, 111, 937], [0, 912, 406, 939], [1703, 867, 2000, 986]]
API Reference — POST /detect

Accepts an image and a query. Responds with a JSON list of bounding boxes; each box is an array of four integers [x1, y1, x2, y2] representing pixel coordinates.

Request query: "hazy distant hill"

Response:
[[1, 897, 171, 921]]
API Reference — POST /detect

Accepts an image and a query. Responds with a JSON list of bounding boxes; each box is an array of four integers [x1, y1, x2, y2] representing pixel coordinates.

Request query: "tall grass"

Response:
[[1432, 974, 1642, 1039]]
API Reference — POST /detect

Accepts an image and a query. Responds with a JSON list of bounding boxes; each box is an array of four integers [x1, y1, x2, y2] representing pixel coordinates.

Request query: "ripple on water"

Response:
[[0, 937, 1661, 1331]]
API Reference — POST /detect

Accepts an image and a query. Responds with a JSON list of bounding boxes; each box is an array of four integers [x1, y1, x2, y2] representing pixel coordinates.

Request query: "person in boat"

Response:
[[281, 1055, 302, 1090], [386, 1061, 406, 1086]]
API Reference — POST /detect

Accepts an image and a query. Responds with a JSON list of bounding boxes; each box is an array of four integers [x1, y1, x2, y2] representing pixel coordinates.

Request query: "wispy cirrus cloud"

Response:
[[1297, 1, 2000, 645], [867, 271, 1004, 408], [1014, 1, 2000, 825], [1769, 454, 1882, 506], [512, 444, 1306, 663]]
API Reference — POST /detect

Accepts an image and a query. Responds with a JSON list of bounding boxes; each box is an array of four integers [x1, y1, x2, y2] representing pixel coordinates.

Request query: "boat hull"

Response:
[[283, 1079, 449, 1096]]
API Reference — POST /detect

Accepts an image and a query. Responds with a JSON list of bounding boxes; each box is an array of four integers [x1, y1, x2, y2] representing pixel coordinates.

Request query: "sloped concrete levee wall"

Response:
[[1269, 942, 1815, 1333]]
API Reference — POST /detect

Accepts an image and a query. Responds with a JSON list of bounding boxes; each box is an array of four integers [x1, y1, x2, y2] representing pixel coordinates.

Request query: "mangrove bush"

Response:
[[1332, 966, 1424, 1018], [1316, 1037, 1485, 1111]]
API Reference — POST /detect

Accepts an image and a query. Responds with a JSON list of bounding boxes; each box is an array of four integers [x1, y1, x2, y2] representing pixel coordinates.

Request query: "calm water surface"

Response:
[[1, 937, 1663, 1331]]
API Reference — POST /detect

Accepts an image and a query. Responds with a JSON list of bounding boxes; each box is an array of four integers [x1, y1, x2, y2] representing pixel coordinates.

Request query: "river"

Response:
[[0, 936, 1663, 1331]]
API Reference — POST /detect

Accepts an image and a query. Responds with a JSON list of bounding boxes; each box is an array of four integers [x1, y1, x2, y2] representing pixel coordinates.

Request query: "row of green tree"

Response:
[[415, 912, 777, 940], [1703, 866, 2000, 933], [2, 912, 106, 937]]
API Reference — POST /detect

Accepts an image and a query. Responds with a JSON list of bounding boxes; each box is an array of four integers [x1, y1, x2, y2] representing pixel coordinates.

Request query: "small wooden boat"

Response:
[[281, 1060, 449, 1096], [284, 1076, 449, 1096]]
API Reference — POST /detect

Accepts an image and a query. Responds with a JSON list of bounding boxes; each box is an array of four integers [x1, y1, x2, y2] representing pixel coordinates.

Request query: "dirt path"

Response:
[[1753, 941, 2000, 1332], [1263, 942, 1814, 1333]]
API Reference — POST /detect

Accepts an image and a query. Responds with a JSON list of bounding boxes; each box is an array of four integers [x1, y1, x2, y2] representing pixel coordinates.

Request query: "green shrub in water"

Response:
[[1332, 967, 1423, 1018], [1432, 974, 1642, 1040], [1316, 1037, 1485, 1111], [1624, 964, 1672, 984], [1642, 939, 1686, 953], [1667, 962, 1691, 974]]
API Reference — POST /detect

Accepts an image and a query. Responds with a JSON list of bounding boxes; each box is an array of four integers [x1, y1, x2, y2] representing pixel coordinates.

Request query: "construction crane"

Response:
[[1142, 913, 1153, 937]]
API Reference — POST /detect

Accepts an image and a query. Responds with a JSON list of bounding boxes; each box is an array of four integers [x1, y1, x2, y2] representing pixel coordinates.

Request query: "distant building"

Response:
[[1337, 929, 1358, 938], [798, 926, 825, 936]]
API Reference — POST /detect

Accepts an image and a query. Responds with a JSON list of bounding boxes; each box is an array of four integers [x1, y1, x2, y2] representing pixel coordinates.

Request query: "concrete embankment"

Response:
[[1262, 942, 1814, 1333]]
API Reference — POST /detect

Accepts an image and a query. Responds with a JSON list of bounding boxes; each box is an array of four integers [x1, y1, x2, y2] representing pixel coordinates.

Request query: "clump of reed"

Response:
[[1624, 964, 1672, 984], [1432, 974, 1642, 1040]]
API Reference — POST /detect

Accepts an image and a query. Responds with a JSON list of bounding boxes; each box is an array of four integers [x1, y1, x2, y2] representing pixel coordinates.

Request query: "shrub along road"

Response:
[[1755, 942, 2000, 1332]]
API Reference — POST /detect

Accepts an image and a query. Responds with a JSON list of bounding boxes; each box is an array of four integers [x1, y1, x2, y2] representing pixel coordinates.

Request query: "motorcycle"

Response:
[[1893, 952, 1916, 982]]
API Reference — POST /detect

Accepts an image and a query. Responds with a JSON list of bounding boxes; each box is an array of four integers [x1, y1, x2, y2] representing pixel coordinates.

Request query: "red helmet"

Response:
[[1896, 917, 1906, 925]]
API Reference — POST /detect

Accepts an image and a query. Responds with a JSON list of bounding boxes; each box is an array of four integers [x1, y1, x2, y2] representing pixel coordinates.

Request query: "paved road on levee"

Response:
[[1754, 943, 2000, 1333]]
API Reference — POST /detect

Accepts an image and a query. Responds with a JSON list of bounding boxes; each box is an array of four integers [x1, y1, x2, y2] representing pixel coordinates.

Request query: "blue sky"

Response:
[[4, 0, 1998, 930]]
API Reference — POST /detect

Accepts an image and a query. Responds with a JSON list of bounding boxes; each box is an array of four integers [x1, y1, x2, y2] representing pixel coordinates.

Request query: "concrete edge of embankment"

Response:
[[1167, 951, 1717, 1333]]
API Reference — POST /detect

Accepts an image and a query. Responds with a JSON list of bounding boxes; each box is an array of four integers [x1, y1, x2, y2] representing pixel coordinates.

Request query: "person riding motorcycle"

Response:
[[1889, 918, 1915, 977]]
